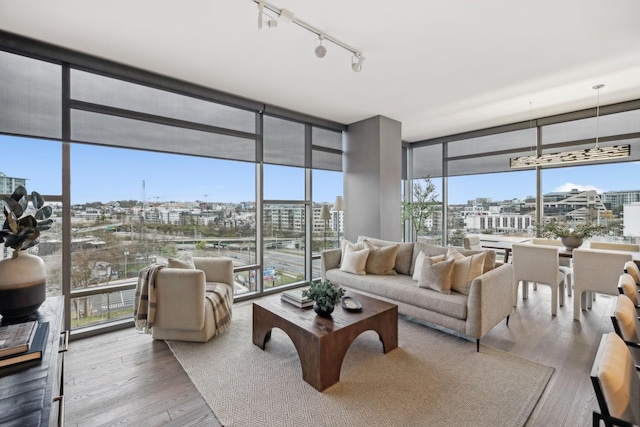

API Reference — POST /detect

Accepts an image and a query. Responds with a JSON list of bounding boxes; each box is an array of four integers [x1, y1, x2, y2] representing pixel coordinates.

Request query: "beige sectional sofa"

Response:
[[321, 236, 514, 351]]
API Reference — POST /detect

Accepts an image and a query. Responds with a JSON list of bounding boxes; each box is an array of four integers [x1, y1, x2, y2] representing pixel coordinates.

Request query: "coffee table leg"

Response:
[[252, 304, 272, 350], [377, 308, 398, 353]]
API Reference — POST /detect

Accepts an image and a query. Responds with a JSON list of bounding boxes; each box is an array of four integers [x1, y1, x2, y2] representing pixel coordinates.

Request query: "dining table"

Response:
[[479, 239, 530, 264], [480, 239, 640, 266]]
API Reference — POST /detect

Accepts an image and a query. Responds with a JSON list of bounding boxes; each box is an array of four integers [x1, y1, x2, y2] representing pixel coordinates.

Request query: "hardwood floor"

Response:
[[64, 327, 222, 427], [65, 289, 615, 426]]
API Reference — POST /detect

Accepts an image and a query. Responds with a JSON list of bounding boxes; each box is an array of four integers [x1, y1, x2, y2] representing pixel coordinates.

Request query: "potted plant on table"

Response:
[[536, 220, 606, 251], [0, 186, 53, 318], [302, 280, 346, 317]]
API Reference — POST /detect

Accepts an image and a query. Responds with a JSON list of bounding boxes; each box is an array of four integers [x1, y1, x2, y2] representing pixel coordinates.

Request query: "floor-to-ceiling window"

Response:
[[408, 102, 640, 246], [0, 36, 345, 336]]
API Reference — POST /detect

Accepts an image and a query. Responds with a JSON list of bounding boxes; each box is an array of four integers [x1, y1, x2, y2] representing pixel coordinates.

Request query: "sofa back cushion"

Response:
[[357, 236, 414, 275]]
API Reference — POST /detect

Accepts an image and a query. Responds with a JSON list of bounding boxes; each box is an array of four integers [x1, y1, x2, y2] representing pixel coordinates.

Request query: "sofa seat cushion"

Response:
[[325, 269, 468, 320]]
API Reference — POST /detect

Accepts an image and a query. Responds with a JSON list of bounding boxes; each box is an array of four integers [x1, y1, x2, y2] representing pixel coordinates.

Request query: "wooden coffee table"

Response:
[[252, 291, 398, 391]]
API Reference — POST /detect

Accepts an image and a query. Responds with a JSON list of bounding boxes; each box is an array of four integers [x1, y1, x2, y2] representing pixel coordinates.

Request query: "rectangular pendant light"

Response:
[[509, 144, 630, 168]]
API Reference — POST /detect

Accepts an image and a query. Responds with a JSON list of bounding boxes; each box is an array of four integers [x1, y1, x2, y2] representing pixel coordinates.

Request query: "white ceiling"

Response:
[[1, 0, 640, 142]]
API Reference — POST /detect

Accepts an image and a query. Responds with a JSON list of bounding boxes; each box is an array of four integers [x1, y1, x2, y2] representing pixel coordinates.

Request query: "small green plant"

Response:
[[302, 280, 346, 311], [0, 186, 53, 256]]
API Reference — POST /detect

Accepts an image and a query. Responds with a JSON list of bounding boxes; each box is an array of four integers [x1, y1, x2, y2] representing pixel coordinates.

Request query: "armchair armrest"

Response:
[[154, 268, 206, 331], [466, 263, 514, 339], [321, 249, 342, 281], [193, 257, 234, 285]]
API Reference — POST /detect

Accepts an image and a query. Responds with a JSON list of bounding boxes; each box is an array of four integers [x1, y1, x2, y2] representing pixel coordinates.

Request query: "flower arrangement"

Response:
[[302, 280, 346, 312], [0, 186, 53, 256], [536, 220, 606, 240]]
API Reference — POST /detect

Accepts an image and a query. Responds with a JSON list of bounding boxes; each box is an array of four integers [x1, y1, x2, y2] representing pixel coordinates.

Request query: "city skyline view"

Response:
[[4, 135, 639, 206]]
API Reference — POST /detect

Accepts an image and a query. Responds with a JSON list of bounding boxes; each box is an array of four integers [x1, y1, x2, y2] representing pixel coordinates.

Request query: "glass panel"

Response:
[[263, 203, 306, 290], [263, 116, 305, 167], [541, 162, 640, 245], [448, 128, 536, 157], [0, 50, 62, 138], [70, 289, 136, 329], [0, 135, 62, 296], [448, 171, 535, 259], [538, 138, 640, 168], [71, 110, 256, 162], [542, 109, 640, 146], [404, 176, 443, 245], [313, 170, 343, 275], [411, 143, 442, 179], [448, 152, 526, 176], [71, 69, 256, 133], [312, 149, 342, 171], [264, 165, 304, 200], [234, 270, 258, 295], [69, 144, 256, 329], [312, 127, 342, 150]]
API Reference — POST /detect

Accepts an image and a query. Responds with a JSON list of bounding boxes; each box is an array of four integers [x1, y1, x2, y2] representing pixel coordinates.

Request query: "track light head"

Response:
[[315, 36, 327, 58], [351, 54, 365, 72]]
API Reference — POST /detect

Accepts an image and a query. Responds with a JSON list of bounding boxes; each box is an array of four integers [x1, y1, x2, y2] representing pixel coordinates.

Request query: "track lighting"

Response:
[[351, 54, 365, 72], [253, 0, 365, 72], [315, 36, 327, 58]]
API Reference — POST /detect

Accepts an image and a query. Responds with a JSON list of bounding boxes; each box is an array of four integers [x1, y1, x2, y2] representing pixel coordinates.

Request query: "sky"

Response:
[[3, 135, 638, 206], [1, 136, 342, 204]]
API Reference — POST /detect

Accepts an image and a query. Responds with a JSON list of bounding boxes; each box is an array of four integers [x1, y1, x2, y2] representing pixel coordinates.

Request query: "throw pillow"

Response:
[[446, 248, 486, 295], [417, 258, 455, 294], [340, 239, 365, 265], [357, 236, 414, 275], [363, 240, 399, 275], [339, 245, 370, 275], [412, 252, 446, 281], [411, 242, 448, 276], [168, 252, 196, 269]]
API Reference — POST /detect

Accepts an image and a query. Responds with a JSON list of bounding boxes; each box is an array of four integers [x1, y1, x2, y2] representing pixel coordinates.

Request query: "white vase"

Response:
[[0, 251, 47, 319]]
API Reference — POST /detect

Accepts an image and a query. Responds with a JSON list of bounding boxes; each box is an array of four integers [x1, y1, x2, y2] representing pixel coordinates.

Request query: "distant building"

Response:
[[624, 203, 640, 237], [601, 190, 640, 210], [0, 172, 26, 195]]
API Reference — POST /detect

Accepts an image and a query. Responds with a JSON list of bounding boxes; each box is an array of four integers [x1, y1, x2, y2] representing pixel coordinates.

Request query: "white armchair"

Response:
[[152, 257, 234, 342], [572, 248, 632, 321]]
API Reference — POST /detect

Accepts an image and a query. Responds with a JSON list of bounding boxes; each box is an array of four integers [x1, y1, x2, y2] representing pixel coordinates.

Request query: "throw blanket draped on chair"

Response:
[[134, 264, 164, 333], [205, 283, 232, 336]]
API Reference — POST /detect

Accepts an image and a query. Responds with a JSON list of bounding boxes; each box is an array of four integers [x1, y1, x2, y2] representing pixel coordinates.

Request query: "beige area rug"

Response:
[[168, 304, 553, 427]]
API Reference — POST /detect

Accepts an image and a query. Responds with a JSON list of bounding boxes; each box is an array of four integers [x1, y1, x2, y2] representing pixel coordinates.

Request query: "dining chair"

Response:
[[590, 241, 640, 252], [590, 332, 640, 427], [611, 294, 640, 348], [572, 248, 633, 321], [463, 235, 483, 251], [531, 238, 573, 296], [618, 273, 640, 307], [512, 243, 565, 316], [624, 260, 640, 285]]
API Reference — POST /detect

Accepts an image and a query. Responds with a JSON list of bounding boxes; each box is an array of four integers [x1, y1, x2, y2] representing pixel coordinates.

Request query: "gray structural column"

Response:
[[344, 115, 402, 241]]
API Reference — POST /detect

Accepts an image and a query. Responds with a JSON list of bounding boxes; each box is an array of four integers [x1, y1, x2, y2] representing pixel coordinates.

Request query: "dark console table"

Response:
[[0, 296, 66, 426]]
